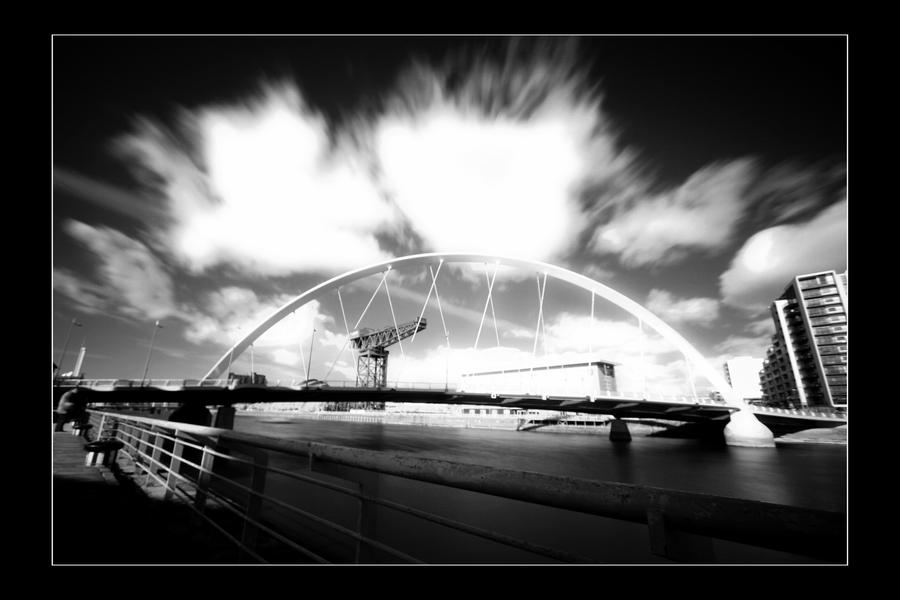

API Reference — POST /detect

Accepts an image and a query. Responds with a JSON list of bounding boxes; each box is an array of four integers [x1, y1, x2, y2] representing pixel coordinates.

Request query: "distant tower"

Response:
[[73, 346, 86, 377]]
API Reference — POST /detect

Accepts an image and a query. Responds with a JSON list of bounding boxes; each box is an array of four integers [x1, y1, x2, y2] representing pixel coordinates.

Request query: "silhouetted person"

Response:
[[55, 387, 88, 432]]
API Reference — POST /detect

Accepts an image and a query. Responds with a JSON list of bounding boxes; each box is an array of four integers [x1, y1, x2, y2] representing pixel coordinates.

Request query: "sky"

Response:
[[51, 35, 847, 397]]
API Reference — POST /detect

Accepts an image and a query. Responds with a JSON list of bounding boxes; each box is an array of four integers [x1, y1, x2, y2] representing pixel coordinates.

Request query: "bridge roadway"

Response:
[[56, 379, 846, 435]]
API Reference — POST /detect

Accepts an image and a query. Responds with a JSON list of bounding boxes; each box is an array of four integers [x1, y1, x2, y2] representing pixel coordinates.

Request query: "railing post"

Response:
[[96, 414, 106, 440], [241, 449, 269, 552], [145, 426, 163, 487], [646, 506, 715, 563], [135, 425, 147, 457], [164, 431, 185, 501], [354, 469, 380, 563], [194, 442, 217, 512]]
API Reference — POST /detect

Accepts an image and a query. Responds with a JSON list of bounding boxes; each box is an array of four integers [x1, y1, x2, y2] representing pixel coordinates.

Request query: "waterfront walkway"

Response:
[[52, 428, 239, 564]]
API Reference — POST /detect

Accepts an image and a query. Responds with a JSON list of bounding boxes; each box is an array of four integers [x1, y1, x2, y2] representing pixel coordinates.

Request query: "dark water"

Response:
[[224, 414, 846, 564]]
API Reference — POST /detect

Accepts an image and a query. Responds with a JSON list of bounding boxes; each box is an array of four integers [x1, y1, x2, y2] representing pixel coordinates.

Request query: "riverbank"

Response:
[[239, 407, 521, 430], [775, 425, 847, 445], [237, 408, 661, 438], [235, 407, 846, 444]]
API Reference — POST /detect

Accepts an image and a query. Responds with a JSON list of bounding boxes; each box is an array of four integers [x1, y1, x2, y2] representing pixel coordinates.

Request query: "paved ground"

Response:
[[52, 428, 246, 564]]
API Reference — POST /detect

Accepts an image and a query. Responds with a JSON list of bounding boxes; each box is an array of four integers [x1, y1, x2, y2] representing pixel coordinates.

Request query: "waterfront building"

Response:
[[759, 270, 847, 408], [724, 356, 764, 403], [457, 355, 617, 398]]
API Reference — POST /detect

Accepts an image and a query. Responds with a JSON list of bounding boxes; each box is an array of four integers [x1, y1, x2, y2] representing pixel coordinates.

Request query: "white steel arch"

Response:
[[201, 252, 740, 405]]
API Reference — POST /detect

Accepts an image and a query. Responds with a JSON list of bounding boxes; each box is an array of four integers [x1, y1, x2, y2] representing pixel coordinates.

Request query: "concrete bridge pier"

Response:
[[724, 408, 775, 448], [211, 405, 236, 430], [609, 419, 632, 442], [168, 403, 212, 427]]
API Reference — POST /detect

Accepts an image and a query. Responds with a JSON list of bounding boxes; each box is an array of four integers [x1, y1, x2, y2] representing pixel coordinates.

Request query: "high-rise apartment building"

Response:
[[759, 270, 847, 408]]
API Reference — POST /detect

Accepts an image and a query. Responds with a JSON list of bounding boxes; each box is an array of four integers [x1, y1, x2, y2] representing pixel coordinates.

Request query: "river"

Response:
[[219, 413, 845, 564]]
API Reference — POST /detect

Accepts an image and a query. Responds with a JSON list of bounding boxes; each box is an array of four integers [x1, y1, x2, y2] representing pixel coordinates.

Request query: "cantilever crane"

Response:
[[350, 318, 427, 388]]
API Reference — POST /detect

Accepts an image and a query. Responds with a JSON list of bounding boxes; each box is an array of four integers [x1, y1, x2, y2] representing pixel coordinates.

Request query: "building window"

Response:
[[810, 315, 847, 326], [806, 296, 842, 308], [802, 286, 838, 299], [822, 355, 847, 365], [807, 306, 845, 318], [799, 275, 835, 290], [818, 344, 847, 355], [813, 325, 847, 336]]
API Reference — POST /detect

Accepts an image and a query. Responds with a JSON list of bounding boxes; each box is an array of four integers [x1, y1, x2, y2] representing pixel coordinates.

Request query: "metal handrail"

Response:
[[86, 410, 845, 564], [92, 413, 585, 563]]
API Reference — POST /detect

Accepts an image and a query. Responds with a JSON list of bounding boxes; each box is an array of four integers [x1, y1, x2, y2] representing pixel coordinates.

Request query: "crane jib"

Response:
[[350, 318, 428, 352]]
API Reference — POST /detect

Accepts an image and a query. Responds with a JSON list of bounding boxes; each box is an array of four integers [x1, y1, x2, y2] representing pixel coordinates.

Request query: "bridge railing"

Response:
[[84, 410, 844, 564], [749, 405, 845, 420], [63, 378, 731, 408]]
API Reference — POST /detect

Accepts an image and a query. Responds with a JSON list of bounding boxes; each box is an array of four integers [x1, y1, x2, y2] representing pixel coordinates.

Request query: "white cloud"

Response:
[[591, 159, 756, 267], [54, 167, 167, 224], [745, 317, 776, 336], [116, 84, 397, 276], [364, 43, 632, 265], [63, 220, 179, 320], [183, 287, 332, 351], [645, 289, 720, 326], [720, 199, 847, 312], [270, 348, 301, 366], [53, 268, 111, 316], [581, 263, 616, 283], [746, 161, 846, 226], [713, 335, 772, 360], [374, 107, 592, 262]]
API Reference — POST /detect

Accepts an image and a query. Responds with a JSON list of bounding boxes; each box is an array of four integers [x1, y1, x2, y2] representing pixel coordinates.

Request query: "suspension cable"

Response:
[[589, 291, 595, 355], [430, 265, 451, 391], [295, 312, 309, 380], [530, 272, 548, 390], [383, 267, 404, 363], [324, 274, 388, 383], [587, 291, 595, 393], [540, 275, 549, 357], [411, 260, 444, 345], [473, 263, 498, 352], [686, 356, 698, 402], [532, 272, 548, 358], [639, 317, 646, 398], [430, 265, 450, 347], [355, 272, 389, 330], [338, 288, 351, 338], [486, 263, 501, 348], [322, 289, 354, 382]]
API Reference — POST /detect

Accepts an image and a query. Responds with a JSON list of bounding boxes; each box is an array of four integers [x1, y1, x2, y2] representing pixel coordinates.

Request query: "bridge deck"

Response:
[[60, 386, 844, 427], [52, 428, 238, 564]]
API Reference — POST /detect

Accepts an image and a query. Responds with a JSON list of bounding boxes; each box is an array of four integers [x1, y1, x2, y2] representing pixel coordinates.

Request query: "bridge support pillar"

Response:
[[609, 419, 632, 442], [168, 403, 212, 427], [212, 405, 236, 430], [724, 408, 775, 448]]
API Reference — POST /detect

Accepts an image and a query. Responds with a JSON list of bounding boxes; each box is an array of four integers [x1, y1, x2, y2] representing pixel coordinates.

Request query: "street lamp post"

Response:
[[140, 321, 163, 386], [55, 318, 82, 382], [307, 328, 316, 386]]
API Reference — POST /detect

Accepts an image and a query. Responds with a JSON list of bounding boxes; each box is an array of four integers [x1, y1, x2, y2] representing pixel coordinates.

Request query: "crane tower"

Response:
[[350, 318, 427, 388]]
